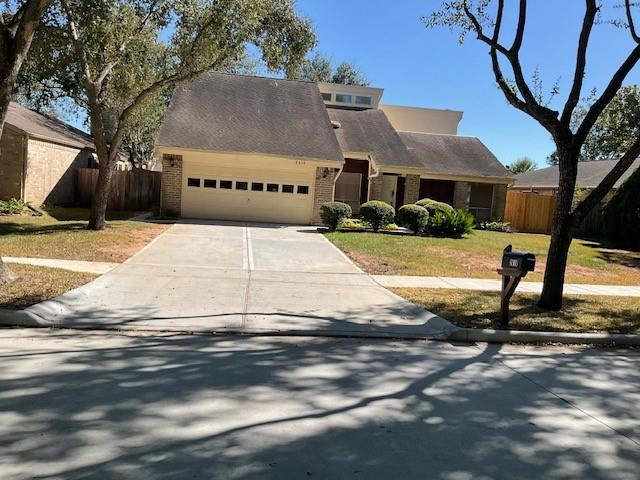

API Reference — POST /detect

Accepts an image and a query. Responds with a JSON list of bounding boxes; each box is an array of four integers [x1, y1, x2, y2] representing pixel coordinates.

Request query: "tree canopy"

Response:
[[509, 156, 536, 173], [295, 52, 369, 85]]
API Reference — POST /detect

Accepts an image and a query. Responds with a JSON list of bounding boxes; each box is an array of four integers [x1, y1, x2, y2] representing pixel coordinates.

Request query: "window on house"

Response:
[[251, 182, 264, 191], [282, 184, 294, 193], [220, 180, 232, 189], [321, 92, 332, 101], [335, 94, 352, 103], [187, 178, 200, 187], [297, 185, 309, 195], [266, 183, 279, 193], [236, 181, 248, 190], [355, 95, 372, 106], [203, 179, 216, 188]]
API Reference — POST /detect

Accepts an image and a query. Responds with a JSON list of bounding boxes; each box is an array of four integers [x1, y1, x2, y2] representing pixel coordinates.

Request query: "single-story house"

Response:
[[0, 102, 96, 205], [510, 159, 640, 195], [156, 72, 513, 224], [510, 159, 640, 234]]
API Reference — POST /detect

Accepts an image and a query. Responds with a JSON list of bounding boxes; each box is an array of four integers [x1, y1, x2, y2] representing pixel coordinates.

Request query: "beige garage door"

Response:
[[181, 158, 316, 224]]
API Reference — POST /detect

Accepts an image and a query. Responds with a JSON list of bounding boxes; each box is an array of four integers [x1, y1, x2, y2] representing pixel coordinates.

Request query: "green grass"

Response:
[[0, 264, 97, 309], [325, 230, 640, 285], [0, 207, 168, 263], [393, 288, 640, 335]]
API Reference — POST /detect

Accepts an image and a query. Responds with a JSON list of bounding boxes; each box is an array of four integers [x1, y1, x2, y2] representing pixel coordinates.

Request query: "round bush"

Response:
[[359, 201, 395, 232], [396, 204, 429, 235], [320, 202, 352, 231], [415, 198, 454, 216], [603, 167, 640, 250]]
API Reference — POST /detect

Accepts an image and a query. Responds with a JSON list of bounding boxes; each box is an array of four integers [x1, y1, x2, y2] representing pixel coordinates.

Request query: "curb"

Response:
[[2, 308, 639, 346], [448, 328, 640, 346]]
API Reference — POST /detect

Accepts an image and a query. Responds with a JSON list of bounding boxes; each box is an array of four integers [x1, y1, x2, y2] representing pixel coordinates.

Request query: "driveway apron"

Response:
[[28, 221, 452, 337]]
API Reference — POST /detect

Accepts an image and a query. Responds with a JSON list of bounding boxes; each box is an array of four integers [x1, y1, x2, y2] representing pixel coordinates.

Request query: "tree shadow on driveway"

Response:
[[0, 330, 638, 479]]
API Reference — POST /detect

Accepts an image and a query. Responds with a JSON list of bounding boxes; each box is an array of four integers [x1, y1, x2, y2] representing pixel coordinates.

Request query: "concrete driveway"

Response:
[[28, 221, 452, 337]]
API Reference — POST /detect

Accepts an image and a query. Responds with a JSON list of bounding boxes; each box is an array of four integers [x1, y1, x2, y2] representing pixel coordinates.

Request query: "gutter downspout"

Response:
[[20, 134, 28, 201]]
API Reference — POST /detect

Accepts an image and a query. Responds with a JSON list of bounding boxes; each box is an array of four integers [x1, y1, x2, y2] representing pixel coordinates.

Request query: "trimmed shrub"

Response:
[[384, 223, 399, 231], [603, 167, 640, 250], [359, 200, 395, 232], [396, 204, 429, 235], [415, 198, 454, 216], [320, 202, 352, 231], [426, 209, 475, 238]]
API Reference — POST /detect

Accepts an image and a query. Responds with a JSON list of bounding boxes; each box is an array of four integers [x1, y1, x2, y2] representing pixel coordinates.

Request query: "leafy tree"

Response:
[[0, 0, 54, 283], [547, 85, 640, 165], [25, 0, 315, 230], [426, 1, 640, 310], [295, 52, 369, 86], [510, 156, 536, 173]]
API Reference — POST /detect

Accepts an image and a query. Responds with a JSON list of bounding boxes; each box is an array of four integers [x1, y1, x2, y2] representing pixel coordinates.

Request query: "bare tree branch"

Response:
[[575, 43, 640, 144], [572, 136, 640, 222], [626, 0, 640, 43], [561, 0, 598, 125], [462, 0, 510, 55]]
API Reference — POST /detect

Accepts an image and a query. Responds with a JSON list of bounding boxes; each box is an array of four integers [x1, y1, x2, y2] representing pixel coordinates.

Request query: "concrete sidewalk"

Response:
[[373, 275, 640, 297], [3, 256, 119, 275]]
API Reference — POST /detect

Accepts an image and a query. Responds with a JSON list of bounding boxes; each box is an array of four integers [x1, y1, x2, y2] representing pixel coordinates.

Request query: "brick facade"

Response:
[[453, 181, 471, 210], [312, 166, 338, 224], [161, 154, 183, 217], [403, 174, 420, 205], [0, 127, 25, 200], [24, 139, 91, 205], [368, 174, 383, 201], [491, 184, 508, 220]]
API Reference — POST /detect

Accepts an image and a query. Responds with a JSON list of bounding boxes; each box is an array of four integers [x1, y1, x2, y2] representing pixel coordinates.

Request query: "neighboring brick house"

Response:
[[0, 102, 95, 206], [155, 72, 513, 224]]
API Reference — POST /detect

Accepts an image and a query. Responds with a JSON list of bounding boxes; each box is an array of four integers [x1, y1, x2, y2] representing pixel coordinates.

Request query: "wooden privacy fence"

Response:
[[77, 168, 161, 211], [504, 191, 556, 234]]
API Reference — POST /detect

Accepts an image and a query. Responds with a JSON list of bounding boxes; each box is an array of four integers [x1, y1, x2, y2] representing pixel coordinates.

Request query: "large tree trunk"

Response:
[[538, 147, 579, 310], [88, 159, 116, 230], [0, 258, 17, 284]]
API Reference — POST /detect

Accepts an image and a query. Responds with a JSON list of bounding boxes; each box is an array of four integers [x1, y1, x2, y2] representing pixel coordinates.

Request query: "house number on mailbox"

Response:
[[295, 161, 306, 165]]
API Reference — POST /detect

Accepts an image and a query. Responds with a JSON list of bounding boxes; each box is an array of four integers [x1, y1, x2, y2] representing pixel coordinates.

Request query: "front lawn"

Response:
[[0, 207, 169, 263], [393, 288, 640, 334], [325, 230, 640, 285], [1, 264, 97, 309]]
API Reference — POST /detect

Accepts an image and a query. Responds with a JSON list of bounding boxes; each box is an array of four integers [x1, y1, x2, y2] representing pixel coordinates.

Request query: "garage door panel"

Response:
[[181, 159, 316, 224]]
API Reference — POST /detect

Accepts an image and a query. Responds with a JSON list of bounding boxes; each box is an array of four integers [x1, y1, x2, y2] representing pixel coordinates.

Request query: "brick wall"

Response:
[[491, 184, 508, 220], [368, 174, 383, 201], [403, 174, 420, 205], [453, 181, 470, 210], [312, 166, 338, 224], [0, 127, 25, 200], [161, 154, 183, 217], [23, 139, 91, 205]]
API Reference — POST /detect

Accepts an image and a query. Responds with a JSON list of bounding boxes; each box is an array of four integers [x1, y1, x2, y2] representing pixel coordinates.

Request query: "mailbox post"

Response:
[[497, 245, 535, 328]]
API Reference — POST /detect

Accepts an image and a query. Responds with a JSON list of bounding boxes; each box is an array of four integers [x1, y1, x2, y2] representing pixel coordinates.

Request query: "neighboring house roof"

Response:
[[399, 131, 513, 179], [6, 102, 93, 149], [327, 107, 422, 168], [512, 159, 640, 189], [157, 72, 344, 163]]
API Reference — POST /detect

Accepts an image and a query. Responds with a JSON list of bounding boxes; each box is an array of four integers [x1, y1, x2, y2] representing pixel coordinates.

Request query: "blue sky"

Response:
[[296, 0, 640, 168]]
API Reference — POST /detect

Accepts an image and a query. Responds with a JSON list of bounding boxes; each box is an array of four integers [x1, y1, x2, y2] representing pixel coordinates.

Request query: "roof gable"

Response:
[[157, 72, 344, 162]]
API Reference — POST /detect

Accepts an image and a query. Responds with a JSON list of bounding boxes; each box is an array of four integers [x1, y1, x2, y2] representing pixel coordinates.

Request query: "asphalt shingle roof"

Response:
[[327, 107, 422, 168], [6, 102, 93, 149], [157, 72, 344, 162], [399, 132, 513, 179], [512, 159, 640, 189]]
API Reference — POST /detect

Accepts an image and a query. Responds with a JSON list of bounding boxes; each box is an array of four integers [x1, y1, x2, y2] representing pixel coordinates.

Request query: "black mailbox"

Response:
[[501, 245, 535, 273], [497, 245, 536, 329]]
